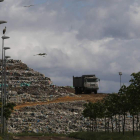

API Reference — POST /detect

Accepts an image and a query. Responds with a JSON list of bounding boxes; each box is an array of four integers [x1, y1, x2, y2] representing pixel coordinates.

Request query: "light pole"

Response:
[[0, 0, 7, 134], [1, 36, 10, 134], [3, 54, 10, 133], [4, 56, 10, 104], [118, 72, 122, 133], [0, 21, 7, 24], [119, 72, 122, 88], [3, 48, 10, 106]]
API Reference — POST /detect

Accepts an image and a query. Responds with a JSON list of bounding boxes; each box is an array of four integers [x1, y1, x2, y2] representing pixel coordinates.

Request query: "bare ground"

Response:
[[14, 93, 107, 110], [13, 136, 80, 140]]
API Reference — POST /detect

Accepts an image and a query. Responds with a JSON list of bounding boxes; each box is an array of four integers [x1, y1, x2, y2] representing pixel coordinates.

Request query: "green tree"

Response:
[[118, 85, 129, 135], [0, 103, 16, 120], [83, 102, 94, 131], [92, 101, 105, 131], [128, 72, 140, 136], [103, 94, 118, 133], [126, 84, 140, 136], [82, 101, 104, 132]]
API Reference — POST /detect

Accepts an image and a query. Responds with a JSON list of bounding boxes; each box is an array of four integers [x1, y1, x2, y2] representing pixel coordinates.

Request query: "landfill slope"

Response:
[[14, 93, 107, 110], [4, 59, 107, 110], [6, 59, 109, 134], [6, 59, 77, 105]]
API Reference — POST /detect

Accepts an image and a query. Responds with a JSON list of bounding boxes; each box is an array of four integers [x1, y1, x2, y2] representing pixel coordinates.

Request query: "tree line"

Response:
[[82, 72, 140, 136]]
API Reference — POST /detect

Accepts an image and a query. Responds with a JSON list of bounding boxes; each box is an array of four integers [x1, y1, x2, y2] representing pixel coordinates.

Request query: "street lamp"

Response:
[[119, 72, 122, 88], [1, 36, 10, 134], [3, 47, 10, 105], [0, 21, 7, 24], [0, 0, 7, 133], [3, 54, 10, 133], [2, 36, 10, 39], [5, 56, 10, 59], [4, 56, 10, 103]]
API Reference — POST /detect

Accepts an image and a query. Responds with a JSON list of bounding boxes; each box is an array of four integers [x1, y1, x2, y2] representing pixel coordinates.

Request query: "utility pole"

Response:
[[119, 72, 122, 88]]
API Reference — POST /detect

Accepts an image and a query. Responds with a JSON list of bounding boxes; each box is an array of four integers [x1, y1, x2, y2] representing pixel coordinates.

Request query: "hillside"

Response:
[[4, 59, 108, 134], [2, 59, 107, 110], [14, 93, 107, 110]]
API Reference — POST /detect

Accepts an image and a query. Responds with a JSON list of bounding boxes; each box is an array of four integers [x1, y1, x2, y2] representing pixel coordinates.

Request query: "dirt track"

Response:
[[14, 93, 107, 110], [13, 136, 79, 140]]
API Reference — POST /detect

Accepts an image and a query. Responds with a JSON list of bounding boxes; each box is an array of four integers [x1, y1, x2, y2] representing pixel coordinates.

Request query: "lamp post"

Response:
[[3, 54, 10, 133], [4, 56, 10, 104], [0, 0, 7, 134], [119, 72, 122, 88], [3, 48, 10, 106], [0, 21, 7, 24], [1, 36, 10, 134], [118, 72, 122, 133]]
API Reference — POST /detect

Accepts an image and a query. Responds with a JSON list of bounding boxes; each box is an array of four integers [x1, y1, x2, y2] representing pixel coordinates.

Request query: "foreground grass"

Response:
[[0, 132, 67, 140], [1, 131, 140, 140], [14, 132, 67, 137], [68, 131, 140, 140], [0, 133, 13, 140]]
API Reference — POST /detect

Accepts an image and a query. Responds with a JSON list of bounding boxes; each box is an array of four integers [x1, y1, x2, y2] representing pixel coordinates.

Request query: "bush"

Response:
[[68, 131, 140, 140]]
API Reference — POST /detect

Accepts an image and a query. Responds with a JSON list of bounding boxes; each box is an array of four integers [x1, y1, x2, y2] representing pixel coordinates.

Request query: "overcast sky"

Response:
[[0, 0, 140, 93]]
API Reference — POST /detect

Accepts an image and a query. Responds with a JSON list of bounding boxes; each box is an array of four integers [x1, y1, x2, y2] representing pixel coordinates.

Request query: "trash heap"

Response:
[[8, 86, 75, 104], [7, 101, 87, 134], [7, 101, 137, 134], [2, 59, 137, 134], [0, 59, 75, 104]]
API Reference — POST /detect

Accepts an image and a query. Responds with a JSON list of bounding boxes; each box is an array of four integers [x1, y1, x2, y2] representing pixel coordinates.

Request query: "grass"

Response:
[[0, 132, 67, 140], [1, 131, 140, 140], [68, 131, 140, 140], [0, 132, 13, 140], [14, 132, 67, 137]]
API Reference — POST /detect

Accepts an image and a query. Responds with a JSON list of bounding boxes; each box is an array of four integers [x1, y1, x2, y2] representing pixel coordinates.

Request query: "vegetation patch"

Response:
[[14, 132, 67, 137], [68, 131, 140, 140]]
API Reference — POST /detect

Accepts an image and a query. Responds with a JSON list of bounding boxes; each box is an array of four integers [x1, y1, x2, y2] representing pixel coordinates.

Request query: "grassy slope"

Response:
[[68, 131, 140, 140], [1, 131, 140, 140]]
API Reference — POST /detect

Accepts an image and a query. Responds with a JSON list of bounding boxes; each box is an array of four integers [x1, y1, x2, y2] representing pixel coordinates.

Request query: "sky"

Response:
[[0, 0, 140, 93]]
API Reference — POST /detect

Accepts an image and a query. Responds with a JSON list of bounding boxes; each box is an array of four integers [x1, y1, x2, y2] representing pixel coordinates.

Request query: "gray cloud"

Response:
[[76, 0, 140, 40], [0, 0, 140, 93]]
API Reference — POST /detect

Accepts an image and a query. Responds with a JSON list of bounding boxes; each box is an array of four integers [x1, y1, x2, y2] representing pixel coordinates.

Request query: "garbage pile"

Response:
[[7, 101, 87, 134], [8, 86, 75, 104], [7, 100, 137, 134], [0, 59, 75, 104]]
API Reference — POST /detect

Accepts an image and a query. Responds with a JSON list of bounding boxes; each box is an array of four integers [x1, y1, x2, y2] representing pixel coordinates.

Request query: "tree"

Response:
[[83, 102, 94, 131], [83, 101, 105, 132], [0, 103, 16, 120], [103, 94, 119, 133], [91, 101, 105, 131], [118, 85, 129, 135], [128, 72, 140, 136]]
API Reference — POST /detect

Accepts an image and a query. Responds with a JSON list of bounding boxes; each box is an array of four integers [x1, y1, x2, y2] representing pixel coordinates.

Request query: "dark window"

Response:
[[87, 79, 98, 82]]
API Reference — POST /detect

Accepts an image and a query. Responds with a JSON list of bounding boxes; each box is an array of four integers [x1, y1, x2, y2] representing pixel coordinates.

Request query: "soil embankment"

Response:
[[14, 93, 107, 110]]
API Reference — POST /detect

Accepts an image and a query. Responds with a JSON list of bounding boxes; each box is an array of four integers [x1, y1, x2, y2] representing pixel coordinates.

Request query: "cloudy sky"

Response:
[[0, 0, 140, 93]]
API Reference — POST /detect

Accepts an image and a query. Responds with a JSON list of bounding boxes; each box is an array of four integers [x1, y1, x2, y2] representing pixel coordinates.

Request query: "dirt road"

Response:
[[13, 136, 80, 140], [14, 93, 107, 110]]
